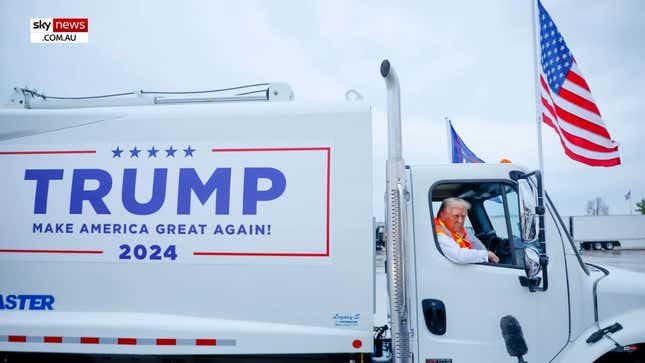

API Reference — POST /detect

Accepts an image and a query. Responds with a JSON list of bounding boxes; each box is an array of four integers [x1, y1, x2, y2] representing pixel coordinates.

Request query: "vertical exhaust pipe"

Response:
[[381, 59, 411, 363]]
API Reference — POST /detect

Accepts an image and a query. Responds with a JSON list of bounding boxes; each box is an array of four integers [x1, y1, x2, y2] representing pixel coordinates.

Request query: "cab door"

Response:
[[409, 168, 569, 362]]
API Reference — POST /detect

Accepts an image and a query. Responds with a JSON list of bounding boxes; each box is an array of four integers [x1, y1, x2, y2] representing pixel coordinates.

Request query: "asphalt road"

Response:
[[580, 249, 645, 273]]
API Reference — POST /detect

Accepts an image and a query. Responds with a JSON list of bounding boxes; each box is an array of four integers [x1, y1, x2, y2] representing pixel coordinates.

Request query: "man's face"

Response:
[[440, 206, 467, 232]]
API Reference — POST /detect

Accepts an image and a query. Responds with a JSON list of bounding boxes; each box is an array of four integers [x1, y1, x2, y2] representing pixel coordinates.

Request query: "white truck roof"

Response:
[[0, 101, 374, 355]]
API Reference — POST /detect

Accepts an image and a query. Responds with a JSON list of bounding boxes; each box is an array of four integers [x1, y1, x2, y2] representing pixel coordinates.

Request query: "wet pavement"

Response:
[[580, 248, 645, 273]]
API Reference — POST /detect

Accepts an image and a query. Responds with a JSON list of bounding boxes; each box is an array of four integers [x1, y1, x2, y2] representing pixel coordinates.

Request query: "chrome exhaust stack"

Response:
[[381, 59, 411, 363]]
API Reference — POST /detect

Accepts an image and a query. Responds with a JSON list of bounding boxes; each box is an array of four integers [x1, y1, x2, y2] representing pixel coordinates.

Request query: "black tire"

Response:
[[593, 242, 604, 250], [604, 242, 615, 250]]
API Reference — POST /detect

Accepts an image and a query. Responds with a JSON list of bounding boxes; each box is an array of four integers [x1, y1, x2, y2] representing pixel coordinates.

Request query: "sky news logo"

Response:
[[31, 18, 88, 43]]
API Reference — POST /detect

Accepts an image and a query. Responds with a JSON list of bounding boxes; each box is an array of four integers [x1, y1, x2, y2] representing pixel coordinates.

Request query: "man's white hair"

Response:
[[439, 197, 471, 214]]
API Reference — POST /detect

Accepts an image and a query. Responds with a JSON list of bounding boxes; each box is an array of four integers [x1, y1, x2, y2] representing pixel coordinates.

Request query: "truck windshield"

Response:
[[545, 192, 590, 275]]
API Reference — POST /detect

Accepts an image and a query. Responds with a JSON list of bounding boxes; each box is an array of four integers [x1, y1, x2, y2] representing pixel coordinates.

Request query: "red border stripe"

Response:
[[156, 338, 176, 346], [5, 335, 232, 346], [212, 147, 328, 152], [0, 150, 96, 155], [117, 338, 137, 345], [196, 339, 217, 346], [0, 249, 103, 254], [325, 148, 330, 256], [194, 252, 327, 257], [80, 337, 99, 344]]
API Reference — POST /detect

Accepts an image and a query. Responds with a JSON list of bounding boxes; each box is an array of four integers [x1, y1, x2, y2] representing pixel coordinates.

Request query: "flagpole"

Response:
[[530, 0, 545, 178], [445, 117, 452, 163]]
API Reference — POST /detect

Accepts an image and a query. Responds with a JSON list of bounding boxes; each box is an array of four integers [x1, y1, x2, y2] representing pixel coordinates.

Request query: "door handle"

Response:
[[422, 299, 446, 335]]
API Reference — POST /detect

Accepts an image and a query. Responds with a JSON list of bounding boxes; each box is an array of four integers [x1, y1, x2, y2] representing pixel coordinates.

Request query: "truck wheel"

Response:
[[604, 242, 615, 250], [592, 242, 603, 251], [582, 243, 591, 250]]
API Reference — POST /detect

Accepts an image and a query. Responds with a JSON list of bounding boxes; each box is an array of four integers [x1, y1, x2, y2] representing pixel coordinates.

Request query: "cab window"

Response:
[[430, 182, 526, 268]]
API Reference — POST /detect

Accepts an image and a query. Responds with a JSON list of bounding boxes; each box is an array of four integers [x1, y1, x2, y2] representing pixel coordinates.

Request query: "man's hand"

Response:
[[487, 251, 500, 264]]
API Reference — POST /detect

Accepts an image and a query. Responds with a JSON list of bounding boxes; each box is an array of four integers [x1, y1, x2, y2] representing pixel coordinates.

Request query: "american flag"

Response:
[[537, 0, 620, 167]]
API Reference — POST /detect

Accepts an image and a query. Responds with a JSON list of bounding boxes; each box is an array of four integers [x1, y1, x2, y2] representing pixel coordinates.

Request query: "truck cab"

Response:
[[399, 163, 645, 362]]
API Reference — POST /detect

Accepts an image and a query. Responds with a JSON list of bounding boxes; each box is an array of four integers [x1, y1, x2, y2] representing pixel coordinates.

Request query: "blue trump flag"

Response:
[[448, 120, 501, 204], [449, 121, 484, 163]]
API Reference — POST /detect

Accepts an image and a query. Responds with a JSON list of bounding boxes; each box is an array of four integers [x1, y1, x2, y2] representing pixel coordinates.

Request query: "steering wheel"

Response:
[[476, 231, 511, 264]]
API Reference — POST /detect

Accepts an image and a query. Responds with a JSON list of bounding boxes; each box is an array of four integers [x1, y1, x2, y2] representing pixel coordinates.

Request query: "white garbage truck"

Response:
[[1, 61, 645, 362], [568, 215, 645, 251]]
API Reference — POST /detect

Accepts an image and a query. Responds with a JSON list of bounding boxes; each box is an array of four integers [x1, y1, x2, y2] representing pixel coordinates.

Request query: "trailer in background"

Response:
[[568, 215, 645, 250]]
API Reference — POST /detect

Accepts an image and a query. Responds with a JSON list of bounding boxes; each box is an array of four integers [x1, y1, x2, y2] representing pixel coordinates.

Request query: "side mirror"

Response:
[[518, 179, 537, 243], [523, 246, 541, 278], [519, 246, 549, 292]]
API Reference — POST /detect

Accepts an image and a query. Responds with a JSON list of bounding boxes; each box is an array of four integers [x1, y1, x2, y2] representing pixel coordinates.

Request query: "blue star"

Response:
[[166, 146, 177, 157], [129, 147, 141, 158], [147, 146, 159, 158], [183, 145, 195, 157], [112, 146, 123, 158]]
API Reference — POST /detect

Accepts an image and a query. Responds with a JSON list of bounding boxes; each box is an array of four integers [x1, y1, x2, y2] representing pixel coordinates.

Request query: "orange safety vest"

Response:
[[434, 217, 473, 249]]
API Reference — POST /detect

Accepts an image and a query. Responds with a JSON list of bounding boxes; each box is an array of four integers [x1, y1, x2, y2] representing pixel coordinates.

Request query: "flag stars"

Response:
[[129, 146, 141, 158], [147, 146, 159, 158], [111, 145, 196, 159], [183, 145, 196, 157], [112, 146, 123, 158]]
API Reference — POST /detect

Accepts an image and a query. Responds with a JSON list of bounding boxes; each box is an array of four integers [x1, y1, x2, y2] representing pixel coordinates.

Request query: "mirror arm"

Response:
[[538, 254, 549, 291], [532, 171, 549, 292], [518, 276, 541, 292], [519, 254, 549, 292], [534, 170, 545, 246]]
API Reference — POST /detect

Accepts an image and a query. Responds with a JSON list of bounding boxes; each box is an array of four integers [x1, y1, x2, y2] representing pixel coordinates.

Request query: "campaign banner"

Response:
[[0, 144, 331, 263]]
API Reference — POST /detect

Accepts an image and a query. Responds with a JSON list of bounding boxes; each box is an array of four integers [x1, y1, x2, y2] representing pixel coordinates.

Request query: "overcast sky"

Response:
[[1, 0, 643, 217]]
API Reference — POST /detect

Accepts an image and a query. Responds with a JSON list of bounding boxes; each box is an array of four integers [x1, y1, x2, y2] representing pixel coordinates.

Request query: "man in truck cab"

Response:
[[435, 197, 500, 264]]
